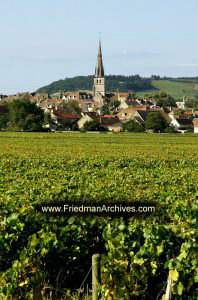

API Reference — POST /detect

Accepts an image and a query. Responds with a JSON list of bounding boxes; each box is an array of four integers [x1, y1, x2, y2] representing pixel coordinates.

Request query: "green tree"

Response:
[[165, 125, 177, 133], [57, 119, 79, 131], [151, 75, 160, 80], [185, 98, 198, 110], [43, 112, 56, 128], [145, 112, 167, 132], [37, 75, 154, 94], [62, 100, 81, 115], [186, 125, 194, 133], [8, 99, 44, 131], [0, 104, 9, 130], [156, 95, 176, 108], [83, 120, 107, 132], [160, 91, 167, 98], [23, 114, 44, 131], [44, 112, 52, 124], [101, 104, 110, 115], [0, 115, 8, 130], [0, 115, 9, 130], [109, 100, 120, 109], [122, 120, 145, 132]]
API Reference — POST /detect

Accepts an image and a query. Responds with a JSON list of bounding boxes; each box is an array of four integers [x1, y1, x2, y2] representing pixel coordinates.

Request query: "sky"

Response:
[[0, 0, 198, 94]]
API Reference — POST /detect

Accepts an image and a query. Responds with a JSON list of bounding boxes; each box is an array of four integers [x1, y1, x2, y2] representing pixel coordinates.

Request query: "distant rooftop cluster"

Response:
[[0, 40, 197, 133]]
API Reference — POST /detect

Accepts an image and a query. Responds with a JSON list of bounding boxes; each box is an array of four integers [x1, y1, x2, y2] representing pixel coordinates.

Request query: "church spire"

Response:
[[93, 37, 105, 100], [95, 39, 104, 78]]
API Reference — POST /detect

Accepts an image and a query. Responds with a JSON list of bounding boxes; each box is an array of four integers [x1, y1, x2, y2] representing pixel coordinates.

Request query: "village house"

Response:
[[169, 108, 198, 120], [131, 110, 171, 126], [105, 122, 122, 132], [183, 109, 194, 119], [117, 92, 135, 102], [60, 92, 93, 112], [77, 112, 122, 131], [171, 117, 193, 132], [44, 105, 81, 129], [31, 93, 50, 103], [100, 115, 122, 132], [38, 98, 63, 111], [193, 111, 198, 117], [132, 110, 151, 125], [176, 96, 186, 110], [2, 92, 34, 103], [100, 114, 120, 124], [193, 118, 198, 133], [33, 91, 92, 113], [61, 91, 92, 101], [117, 105, 148, 120], [118, 99, 140, 109], [77, 112, 99, 128], [137, 99, 155, 107], [118, 98, 155, 110], [2, 40, 196, 136]]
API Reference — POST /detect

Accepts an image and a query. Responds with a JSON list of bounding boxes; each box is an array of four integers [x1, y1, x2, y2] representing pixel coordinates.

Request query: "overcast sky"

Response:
[[0, 0, 198, 94]]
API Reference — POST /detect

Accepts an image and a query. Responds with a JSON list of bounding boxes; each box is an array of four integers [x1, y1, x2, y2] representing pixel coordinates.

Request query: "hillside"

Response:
[[136, 79, 198, 100], [36, 75, 153, 94], [37, 75, 198, 100]]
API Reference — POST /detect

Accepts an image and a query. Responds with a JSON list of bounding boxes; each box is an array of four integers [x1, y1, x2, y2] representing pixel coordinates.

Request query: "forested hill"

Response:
[[37, 75, 154, 94]]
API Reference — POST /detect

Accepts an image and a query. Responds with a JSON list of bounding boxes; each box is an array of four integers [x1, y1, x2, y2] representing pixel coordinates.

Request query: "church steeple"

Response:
[[93, 38, 105, 100], [95, 40, 104, 77]]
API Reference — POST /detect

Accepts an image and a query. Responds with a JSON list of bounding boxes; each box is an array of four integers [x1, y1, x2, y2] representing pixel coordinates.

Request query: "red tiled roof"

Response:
[[53, 111, 80, 119], [100, 116, 119, 125], [184, 111, 193, 115], [102, 114, 119, 119], [193, 118, 198, 125], [118, 93, 130, 97], [52, 106, 81, 119], [93, 101, 102, 107]]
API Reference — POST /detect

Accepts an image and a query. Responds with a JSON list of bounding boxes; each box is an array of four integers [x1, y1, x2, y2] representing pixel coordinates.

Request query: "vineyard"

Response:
[[0, 132, 197, 299]]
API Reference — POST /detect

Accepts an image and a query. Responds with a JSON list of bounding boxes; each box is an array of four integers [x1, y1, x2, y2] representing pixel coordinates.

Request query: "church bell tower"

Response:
[[93, 39, 105, 99]]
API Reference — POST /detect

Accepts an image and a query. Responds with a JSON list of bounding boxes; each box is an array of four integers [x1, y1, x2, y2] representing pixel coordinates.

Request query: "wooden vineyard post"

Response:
[[165, 276, 173, 300], [92, 254, 101, 300]]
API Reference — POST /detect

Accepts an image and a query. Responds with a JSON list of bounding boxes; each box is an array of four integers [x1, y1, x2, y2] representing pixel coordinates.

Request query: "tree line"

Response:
[[0, 100, 45, 132], [37, 75, 154, 94]]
